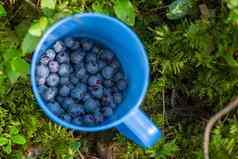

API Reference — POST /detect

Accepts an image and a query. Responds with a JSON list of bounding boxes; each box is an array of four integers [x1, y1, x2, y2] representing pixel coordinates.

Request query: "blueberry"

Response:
[[61, 114, 72, 123], [40, 55, 50, 65], [60, 76, 70, 85], [113, 92, 122, 104], [70, 50, 85, 64], [71, 41, 80, 50], [81, 39, 93, 51], [85, 62, 99, 74], [117, 79, 127, 91], [113, 72, 123, 81], [48, 60, 59, 73], [67, 83, 74, 89], [102, 66, 114, 79], [36, 64, 49, 78], [102, 107, 113, 117], [59, 85, 70, 96], [103, 88, 112, 96], [56, 51, 70, 63], [64, 37, 75, 48], [101, 94, 113, 107], [94, 111, 104, 123], [62, 97, 75, 110], [48, 102, 64, 116], [46, 73, 60, 87], [59, 64, 71, 76], [108, 100, 117, 109], [72, 117, 83, 125], [85, 53, 97, 63], [111, 86, 119, 93], [111, 60, 120, 71], [54, 41, 65, 53], [44, 87, 58, 101], [56, 96, 64, 103], [80, 74, 89, 83], [45, 49, 56, 60], [98, 60, 106, 70], [76, 67, 86, 79], [88, 75, 102, 86], [100, 50, 114, 62], [69, 104, 84, 117], [103, 79, 114, 88], [38, 85, 48, 94], [92, 45, 101, 54], [70, 74, 79, 85], [70, 84, 87, 100], [36, 76, 46, 85], [89, 86, 103, 98], [83, 114, 95, 126], [82, 93, 91, 102], [84, 98, 98, 113]]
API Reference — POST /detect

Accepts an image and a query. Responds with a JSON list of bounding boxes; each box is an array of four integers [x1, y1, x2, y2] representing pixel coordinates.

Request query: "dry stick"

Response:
[[203, 96, 238, 159]]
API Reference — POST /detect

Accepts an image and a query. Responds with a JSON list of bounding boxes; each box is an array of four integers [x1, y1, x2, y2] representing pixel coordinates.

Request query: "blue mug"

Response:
[[31, 13, 161, 148]]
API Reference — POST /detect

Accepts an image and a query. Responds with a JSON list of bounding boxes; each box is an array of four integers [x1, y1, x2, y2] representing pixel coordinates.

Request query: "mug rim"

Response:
[[31, 13, 150, 132]]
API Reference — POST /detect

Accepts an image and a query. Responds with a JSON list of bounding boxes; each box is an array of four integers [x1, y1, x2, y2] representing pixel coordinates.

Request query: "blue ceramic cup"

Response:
[[31, 13, 161, 148]]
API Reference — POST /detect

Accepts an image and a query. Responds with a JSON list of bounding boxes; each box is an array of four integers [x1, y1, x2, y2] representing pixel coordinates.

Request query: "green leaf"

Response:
[[92, 2, 110, 15], [10, 57, 29, 75], [11, 134, 26, 145], [7, 57, 29, 83], [21, 33, 40, 55], [0, 137, 8, 145], [114, 0, 135, 26], [167, 0, 194, 20], [10, 127, 19, 136], [3, 48, 21, 62], [15, 20, 32, 39], [29, 17, 48, 37], [0, 4, 6, 17], [41, 0, 56, 16], [3, 143, 11, 154]]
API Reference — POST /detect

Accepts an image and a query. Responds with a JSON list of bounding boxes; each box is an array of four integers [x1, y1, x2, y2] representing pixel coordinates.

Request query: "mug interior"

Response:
[[31, 13, 149, 131]]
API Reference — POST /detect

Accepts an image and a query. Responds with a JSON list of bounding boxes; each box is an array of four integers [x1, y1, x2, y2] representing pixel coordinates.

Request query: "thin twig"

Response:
[[203, 96, 238, 159]]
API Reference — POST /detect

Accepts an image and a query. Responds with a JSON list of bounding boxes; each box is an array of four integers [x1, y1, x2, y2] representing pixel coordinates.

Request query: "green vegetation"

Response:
[[0, 0, 237, 158]]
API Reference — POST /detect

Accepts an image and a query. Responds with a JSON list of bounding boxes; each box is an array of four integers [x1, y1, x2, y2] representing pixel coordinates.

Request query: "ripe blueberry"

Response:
[[84, 98, 98, 113], [102, 107, 113, 117], [48, 102, 64, 116], [102, 66, 114, 79], [45, 49, 56, 60], [56, 51, 70, 63], [48, 60, 59, 73], [54, 41, 65, 53], [85, 62, 99, 74], [117, 79, 127, 91], [88, 75, 102, 86], [61, 114, 72, 123], [81, 39, 93, 51], [70, 83, 87, 100], [58, 64, 71, 76], [44, 87, 58, 101], [36, 64, 49, 78], [59, 85, 70, 97], [83, 114, 95, 126], [64, 37, 75, 48], [70, 50, 85, 64], [46, 73, 60, 87]]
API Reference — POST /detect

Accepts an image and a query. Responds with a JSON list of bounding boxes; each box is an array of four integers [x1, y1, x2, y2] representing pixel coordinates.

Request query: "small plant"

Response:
[[0, 126, 26, 154]]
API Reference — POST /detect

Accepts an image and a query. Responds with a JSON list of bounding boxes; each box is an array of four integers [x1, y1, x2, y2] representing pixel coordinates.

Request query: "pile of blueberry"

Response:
[[36, 37, 127, 126]]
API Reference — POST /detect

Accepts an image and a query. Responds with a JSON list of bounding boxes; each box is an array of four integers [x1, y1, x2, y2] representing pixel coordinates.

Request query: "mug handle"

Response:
[[116, 108, 161, 148]]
